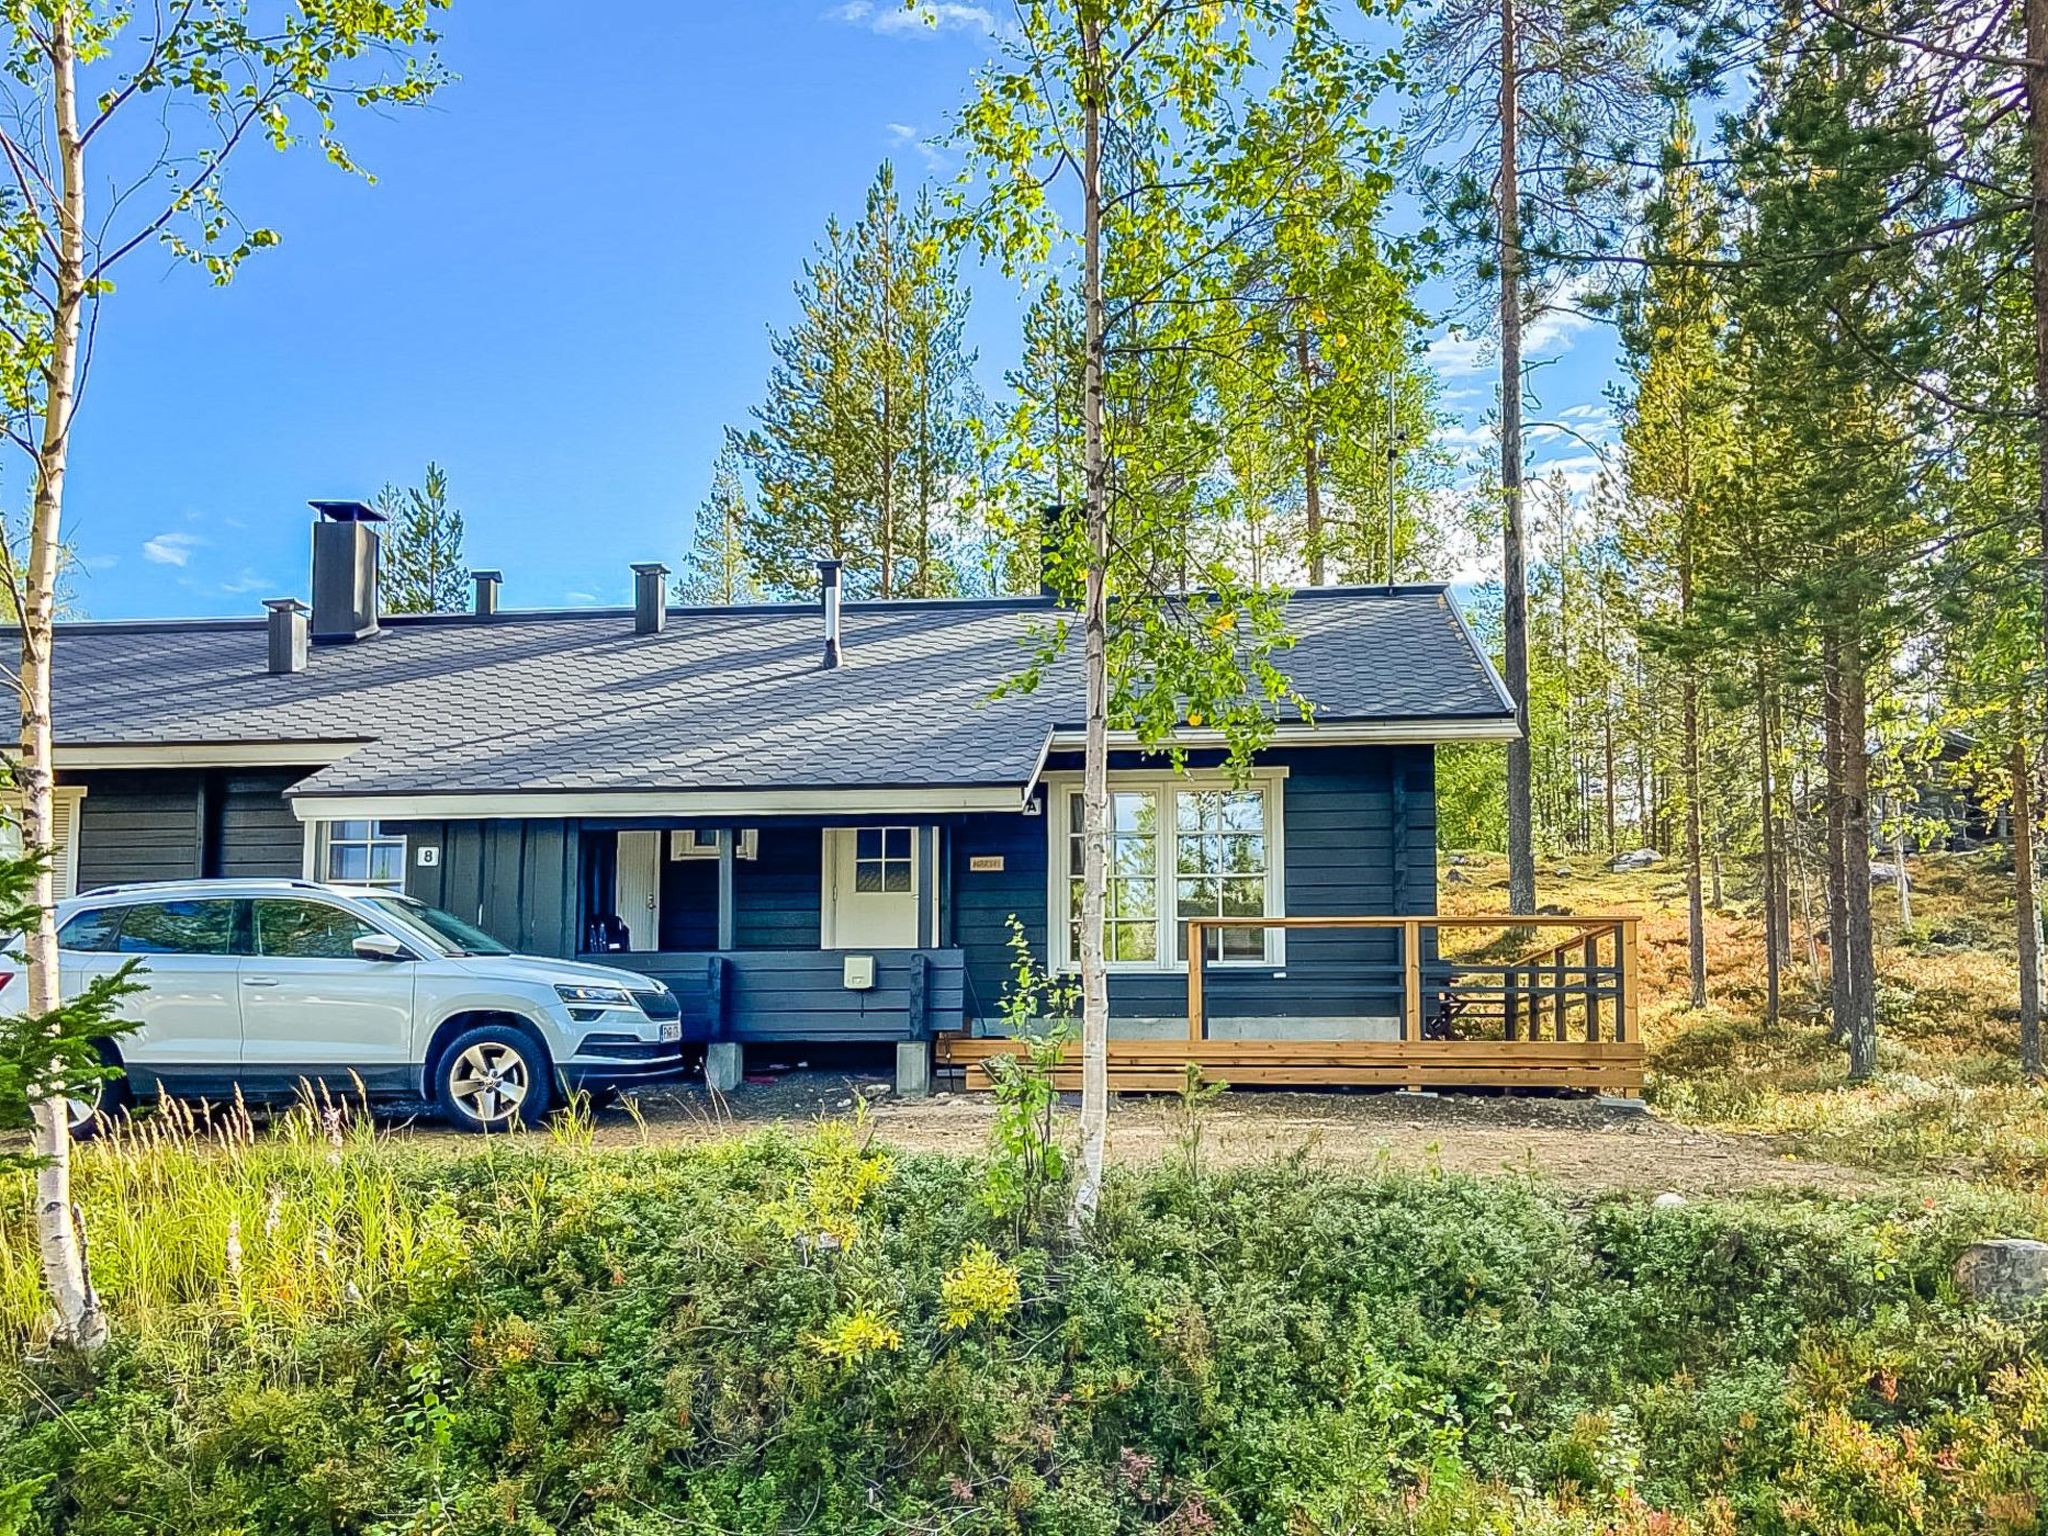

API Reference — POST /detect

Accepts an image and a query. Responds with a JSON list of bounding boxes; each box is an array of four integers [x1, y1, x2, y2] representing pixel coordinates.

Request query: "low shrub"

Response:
[[0, 1123, 2043, 1534]]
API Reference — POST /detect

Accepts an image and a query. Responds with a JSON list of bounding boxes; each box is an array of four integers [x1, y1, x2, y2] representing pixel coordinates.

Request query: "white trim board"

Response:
[[41, 741, 365, 770], [290, 784, 1035, 823]]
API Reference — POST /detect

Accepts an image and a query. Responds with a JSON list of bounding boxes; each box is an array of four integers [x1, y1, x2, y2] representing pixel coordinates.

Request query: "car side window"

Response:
[[253, 899, 379, 960], [57, 907, 122, 952], [114, 899, 239, 956]]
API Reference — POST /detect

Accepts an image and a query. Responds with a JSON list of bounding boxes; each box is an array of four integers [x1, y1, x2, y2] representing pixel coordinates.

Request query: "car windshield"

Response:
[[359, 896, 513, 957]]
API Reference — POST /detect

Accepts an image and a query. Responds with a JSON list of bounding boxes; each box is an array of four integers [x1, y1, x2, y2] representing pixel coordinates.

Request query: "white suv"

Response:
[[1, 878, 685, 1133]]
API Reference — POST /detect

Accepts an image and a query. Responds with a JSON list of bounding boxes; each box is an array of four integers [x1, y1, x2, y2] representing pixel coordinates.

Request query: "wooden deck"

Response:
[[936, 914, 1644, 1095]]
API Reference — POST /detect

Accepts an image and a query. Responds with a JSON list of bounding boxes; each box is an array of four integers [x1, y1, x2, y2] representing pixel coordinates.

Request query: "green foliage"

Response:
[[375, 462, 469, 614], [2, 1121, 2044, 1534], [0, 821, 139, 1175], [731, 160, 983, 600], [675, 440, 759, 605], [981, 917, 1077, 1236]]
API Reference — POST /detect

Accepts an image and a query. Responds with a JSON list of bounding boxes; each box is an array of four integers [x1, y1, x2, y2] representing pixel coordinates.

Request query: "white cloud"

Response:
[[1426, 328, 1490, 379], [142, 532, 199, 567], [833, 1, 996, 36], [885, 120, 945, 170], [219, 569, 271, 595], [564, 590, 598, 604]]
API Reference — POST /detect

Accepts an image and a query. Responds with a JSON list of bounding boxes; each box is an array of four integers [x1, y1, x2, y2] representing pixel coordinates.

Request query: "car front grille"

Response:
[[633, 989, 682, 1022]]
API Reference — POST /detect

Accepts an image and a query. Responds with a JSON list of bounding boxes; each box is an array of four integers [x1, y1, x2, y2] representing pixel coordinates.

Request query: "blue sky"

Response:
[[58, 0, 1616, 620]]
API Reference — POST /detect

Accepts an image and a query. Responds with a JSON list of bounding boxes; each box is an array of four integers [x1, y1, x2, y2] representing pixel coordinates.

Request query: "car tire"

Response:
[[67, 1041, 133, 1142], [433, 1023, 552, 1133]]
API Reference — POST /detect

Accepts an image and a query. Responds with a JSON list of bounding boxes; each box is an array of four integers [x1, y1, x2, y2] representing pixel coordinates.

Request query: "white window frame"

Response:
[[669, 828, 759, 861], [1045, 769, 1286, 974], [309, 818, 408, 891], [0, 785, 86, 900]]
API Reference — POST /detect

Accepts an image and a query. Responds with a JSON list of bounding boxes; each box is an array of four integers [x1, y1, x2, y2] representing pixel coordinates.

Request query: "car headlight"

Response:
[[555, 983, 636, 1008]]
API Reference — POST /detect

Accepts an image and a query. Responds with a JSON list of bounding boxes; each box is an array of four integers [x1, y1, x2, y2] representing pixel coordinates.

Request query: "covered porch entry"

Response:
[[574, 819, 969, 1091]]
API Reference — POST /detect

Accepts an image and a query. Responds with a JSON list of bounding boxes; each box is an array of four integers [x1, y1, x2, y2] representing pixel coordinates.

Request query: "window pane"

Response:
[[1176, 877, 1218, 916], [1221, 876, 1265, 918], [854, 862, 882, 894], [1112, 877, 1156, 920], [58, 908, 122, 953], [884, 828, 912, 860], [116, 900, 237, 956], [368, 843, 405, 884], [1220, 791, 1263, 832], [256, 900, 375, 960], [329, 843, 370, 883], [882, 862, 912, 894], [1221, 834, 1265, 875], [333, 820, 372, 841], [1109, 921, 1156, 962], [856, 829, 882, 861], [1178, 834, 1219, 876], [1218, 926, 1264, 960], [1112, 792, 1155, 835]]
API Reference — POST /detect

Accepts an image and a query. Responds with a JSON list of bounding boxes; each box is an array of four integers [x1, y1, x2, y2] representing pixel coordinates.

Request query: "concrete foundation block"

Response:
[[704, 1041, 743, 1094], [895, 1040, 933, 1099]]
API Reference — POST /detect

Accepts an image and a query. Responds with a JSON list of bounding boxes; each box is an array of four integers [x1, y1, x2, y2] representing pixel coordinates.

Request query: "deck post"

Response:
[[1401, 919, 1421, 1044], [1187, 922, 1206, 1041], [1618, 917, 1640, 1043], [716, 831, 736, 951]]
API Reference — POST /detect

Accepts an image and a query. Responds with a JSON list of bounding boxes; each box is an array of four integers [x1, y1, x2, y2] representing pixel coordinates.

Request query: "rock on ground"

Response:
[[1954, 1239, 2048, 1310]]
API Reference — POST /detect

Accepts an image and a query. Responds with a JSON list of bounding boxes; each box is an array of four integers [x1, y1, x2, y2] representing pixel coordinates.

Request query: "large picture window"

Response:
[[1052, 773, 1283, 971]]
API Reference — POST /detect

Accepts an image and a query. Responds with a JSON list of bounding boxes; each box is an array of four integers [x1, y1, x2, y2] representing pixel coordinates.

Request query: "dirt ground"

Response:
[[421, 1065, 1884, 1197]]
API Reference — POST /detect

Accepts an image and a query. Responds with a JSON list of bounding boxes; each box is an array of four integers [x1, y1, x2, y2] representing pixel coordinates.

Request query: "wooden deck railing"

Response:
[[1187, 914, 1641, 1046], [937, 913, 1644, 1094]]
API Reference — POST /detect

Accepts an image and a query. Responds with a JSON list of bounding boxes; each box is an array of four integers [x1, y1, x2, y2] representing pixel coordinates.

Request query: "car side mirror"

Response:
[[352, 933, 412, 962]]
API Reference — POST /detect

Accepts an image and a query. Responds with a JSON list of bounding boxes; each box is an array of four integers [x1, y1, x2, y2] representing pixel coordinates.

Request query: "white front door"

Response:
[[615, 830, 662, 952], [824, 827, 920, 948]]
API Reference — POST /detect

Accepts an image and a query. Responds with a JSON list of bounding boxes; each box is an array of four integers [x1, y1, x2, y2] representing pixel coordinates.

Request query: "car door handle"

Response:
[[242, 976, 279, 988]]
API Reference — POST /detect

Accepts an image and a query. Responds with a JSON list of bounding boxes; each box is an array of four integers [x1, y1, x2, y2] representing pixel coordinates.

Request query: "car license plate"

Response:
[[659, 1021, 682, 1043]]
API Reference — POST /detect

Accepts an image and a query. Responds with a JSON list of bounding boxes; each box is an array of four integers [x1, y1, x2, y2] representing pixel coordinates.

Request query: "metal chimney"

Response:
[[817, 558, 843, 669], [263, 598, 308, 675], [473, 569, 502, 618], [307, 499, 385, 644], [632, 562, 669, 635]]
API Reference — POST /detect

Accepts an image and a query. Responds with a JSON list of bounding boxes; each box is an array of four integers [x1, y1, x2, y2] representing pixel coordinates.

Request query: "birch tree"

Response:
[[0, 0, 448, 1350], [955, 0, 1399, 1224]]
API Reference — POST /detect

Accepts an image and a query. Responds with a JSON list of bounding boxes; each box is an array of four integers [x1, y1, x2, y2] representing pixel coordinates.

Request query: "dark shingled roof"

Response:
[[31, 585, 1512, 800]]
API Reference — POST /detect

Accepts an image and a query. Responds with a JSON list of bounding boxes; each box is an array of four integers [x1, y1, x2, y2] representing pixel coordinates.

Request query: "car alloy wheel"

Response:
[[447, 1040, 531, 1128], [65, 1080, 102, 1138]]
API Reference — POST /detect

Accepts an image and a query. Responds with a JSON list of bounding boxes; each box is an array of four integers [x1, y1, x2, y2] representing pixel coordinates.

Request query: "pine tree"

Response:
[[735, 163, 979, 598], [676, 441, 760, 605], [1408, 0, 1659, 914], [377, 463, 470, 615]]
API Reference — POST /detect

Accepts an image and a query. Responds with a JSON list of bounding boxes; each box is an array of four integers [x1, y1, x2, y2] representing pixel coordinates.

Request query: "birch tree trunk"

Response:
[[1070, 15, 1110, 1230], [24, 10, 104, 1352], [1498, 0, 1535, 914]]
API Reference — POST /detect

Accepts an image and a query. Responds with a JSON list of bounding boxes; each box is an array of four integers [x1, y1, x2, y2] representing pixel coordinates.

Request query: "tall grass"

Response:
[[0, 1086, 477, 1355]]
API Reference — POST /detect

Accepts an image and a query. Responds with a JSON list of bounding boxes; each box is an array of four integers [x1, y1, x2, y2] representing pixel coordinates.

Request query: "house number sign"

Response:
[[968, 855, 1005, 872]]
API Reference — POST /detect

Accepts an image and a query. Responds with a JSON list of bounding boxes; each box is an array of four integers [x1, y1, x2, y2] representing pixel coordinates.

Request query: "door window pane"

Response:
[[115, 900, 238, 956], [254, 899, 378, 960], [58, 907, 122, 952], [851, 827, 916, 897]]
